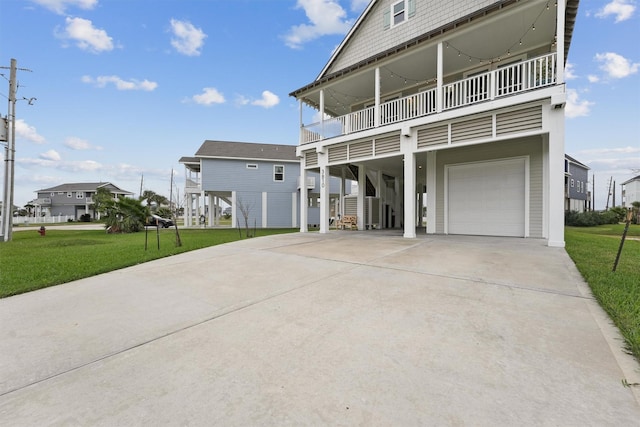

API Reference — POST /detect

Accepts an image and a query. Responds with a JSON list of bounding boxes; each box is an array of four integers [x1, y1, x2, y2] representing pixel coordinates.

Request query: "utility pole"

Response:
[[1, 59, 17, 242], [1, 59, 33, 242]]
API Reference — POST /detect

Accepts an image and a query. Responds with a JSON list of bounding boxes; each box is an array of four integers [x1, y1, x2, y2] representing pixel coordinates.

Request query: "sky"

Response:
[[0, 0, 638, 210]]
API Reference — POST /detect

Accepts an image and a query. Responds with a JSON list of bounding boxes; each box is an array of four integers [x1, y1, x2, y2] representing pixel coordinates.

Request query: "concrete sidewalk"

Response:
[[1, 232, 638, 425]]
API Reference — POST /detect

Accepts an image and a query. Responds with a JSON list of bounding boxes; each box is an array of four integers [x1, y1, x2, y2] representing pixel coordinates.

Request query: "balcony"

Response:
[[301, 53, 556, 144]]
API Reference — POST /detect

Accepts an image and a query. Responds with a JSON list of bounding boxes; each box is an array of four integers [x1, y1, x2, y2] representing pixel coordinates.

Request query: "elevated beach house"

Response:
[[291, 0, 579, 246]]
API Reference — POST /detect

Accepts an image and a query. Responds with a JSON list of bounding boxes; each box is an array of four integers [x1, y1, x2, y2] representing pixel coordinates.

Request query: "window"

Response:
[[76, 192, 84, 199], [383, 0, 415, 29], [50, 192, 55, 196], [246, 163, 258, 170], [67, 192, 72, 198], [393, 1, 405, 25], [274, 165, 284, 182], [571, 179, 574, 188]]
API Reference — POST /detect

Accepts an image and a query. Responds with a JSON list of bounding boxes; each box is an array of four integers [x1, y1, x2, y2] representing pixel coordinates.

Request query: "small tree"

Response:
[[236, 197, 254, 238]]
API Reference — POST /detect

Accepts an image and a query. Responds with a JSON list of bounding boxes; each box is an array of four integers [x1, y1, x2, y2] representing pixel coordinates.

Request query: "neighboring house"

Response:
[[34, 182, 133, 219], [565, 154, 590, 212], [621, 175, 640, 208], [179, 140, 348, 228], [290, 0, 578, 247]]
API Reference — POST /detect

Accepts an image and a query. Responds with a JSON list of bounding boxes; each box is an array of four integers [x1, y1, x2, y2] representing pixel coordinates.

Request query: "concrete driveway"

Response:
[[1, 232, 638, 425]]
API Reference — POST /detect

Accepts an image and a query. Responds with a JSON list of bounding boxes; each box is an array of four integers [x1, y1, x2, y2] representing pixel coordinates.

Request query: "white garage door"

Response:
[[447, 158, 526, 237]]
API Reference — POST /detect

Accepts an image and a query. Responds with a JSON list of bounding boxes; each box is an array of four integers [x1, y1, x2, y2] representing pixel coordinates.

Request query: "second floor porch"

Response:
[[292, 0, 575, 146], [300, 52, 558, 144]]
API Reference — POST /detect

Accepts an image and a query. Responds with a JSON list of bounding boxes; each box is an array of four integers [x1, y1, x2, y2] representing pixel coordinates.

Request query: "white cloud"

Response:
[[40, 149, 61, 161], [81, 75, 158, 91], [251, 91, 280, 108], [19, 157, 103, 172], [594, 52, 639, 79], [564, 62, 577, 80], [64, 136, 102, 150], [565, 89, 595, 118], [170, 19, 206, 56], [595, 0, 636, 22], [192, 88, 226, 106], [31, 0, 97, 14], [587, 75, 600, 83], [15, 119, 46, 144], [284, 0, 354, 49], [579, 146, 640, 156], [58, 17, 114, 53]]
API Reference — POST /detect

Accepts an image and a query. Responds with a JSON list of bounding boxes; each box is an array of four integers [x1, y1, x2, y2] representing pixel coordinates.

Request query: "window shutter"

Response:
[[383, 8, 390, 30], [408, 0, 416, 17]]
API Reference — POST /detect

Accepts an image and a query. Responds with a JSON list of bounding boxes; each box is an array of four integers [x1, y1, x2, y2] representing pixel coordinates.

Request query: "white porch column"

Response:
[[262, 192, 268, 228], [292, 192, 297, 228], [213, 196, 219, 226], [426, 151, 437, 234], [208, 194, 213, 227], [319, 160, 330, 233], [185, 194, 191, 227], [403, 151, 417, 238], [231, 191, 237, 229], [547, 106, 565, 247], [299, 168, 308, 232], [556, 0, 566, 84], [319, 89, 325, 139], [357, 164, 366, 230], [298, 99, 303, 145], [339, 167, 345, 220], [374, 67, 381, 127], [437, 42, 443, 113]]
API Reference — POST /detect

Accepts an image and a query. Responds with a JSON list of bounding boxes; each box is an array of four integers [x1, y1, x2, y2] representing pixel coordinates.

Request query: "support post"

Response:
[[299, 168, 308, 232]]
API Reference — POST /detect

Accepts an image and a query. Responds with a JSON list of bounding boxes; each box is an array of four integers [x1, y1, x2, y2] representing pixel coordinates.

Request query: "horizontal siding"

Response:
[[328, 145, 348, 163], [305, 150, 318, 167], [349, 140, 374, 159], [496, 105, 542, 136], [417, 125, 448, 148], [267, 192, 294, 227], [435, 136, 543, 237], [451, 115, 492, 143], [374, 133, 401, 155], [235, 191, 263, 228], [201, 159, 299, 193]]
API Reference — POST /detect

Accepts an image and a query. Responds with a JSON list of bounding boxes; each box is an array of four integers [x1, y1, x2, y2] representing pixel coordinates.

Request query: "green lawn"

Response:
[[564, 224, 640, 362], [0, 227, 296, 298]]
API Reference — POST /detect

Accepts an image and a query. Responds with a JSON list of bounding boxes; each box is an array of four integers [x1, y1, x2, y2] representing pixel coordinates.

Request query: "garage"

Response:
[[446, 157, 527, 237]]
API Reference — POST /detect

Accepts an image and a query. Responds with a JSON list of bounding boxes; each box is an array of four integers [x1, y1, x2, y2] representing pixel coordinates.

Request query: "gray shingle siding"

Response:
[[328, 0, 496, 74]]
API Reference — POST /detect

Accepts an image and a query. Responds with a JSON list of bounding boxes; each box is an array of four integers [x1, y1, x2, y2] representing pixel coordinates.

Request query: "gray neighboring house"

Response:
[[564, 154, 590, 212], [34, 182, 133, 219], [180, 140, 349, 228]]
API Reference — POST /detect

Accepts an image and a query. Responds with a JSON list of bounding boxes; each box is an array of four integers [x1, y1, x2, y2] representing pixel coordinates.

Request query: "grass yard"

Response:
[[564, 224, 640, 362], [0, 227, 296, 298]]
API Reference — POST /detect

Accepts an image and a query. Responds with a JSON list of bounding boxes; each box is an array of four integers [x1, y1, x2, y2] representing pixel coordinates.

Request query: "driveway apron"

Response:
[[1, 232, 638, 425]]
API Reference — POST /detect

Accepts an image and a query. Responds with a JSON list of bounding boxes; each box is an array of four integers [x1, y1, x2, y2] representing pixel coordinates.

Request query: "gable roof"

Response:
[[565, 154, 590, 170], [621, 175, 640, 185], [37, 182, 133, 195], [194, 140, 298, 162], [292, 0, 580, 97]]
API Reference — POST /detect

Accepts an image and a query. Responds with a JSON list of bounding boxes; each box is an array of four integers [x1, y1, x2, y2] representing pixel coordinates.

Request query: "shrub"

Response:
[[79, 213, 91, 222], [565, 209, 623, 227]]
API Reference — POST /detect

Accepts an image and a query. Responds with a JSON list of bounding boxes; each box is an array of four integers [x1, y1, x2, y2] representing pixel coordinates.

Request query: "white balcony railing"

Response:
[[185, 178, 200, 189], [301, 53, 557, 144]]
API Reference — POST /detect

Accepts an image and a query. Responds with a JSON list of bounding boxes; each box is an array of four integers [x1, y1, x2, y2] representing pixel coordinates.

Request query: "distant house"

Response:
[[621, 175, 640, 208], [179, 140, 349, 228], [565, 154, 590, 212], [34, 182, 133, 219]]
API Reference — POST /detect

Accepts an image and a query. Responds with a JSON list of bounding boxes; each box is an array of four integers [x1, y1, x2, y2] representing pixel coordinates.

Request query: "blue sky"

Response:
[[1, 0, 638, 209]]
